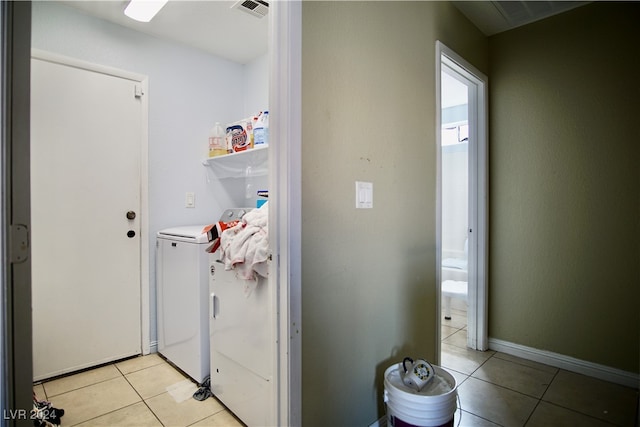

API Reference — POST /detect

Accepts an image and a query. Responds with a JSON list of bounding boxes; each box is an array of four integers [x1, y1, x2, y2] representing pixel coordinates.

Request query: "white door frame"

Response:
[[270, 1, 302, 425], [30, 49, 151, 357], [435, 41, 488, 356]]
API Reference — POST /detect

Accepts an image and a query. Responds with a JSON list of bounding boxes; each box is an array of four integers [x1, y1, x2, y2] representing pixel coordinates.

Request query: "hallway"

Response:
[[441, 307, 638, 426]]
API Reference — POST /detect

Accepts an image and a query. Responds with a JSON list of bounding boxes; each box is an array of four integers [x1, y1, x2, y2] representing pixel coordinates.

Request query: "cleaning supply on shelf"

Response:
[[225, 125, 233, 154], [227, 124, 249, 152], [246, 117, 255, 148], [225, 116, 261, 153], [257, 189, 268, 208], [208, 122, 226, 157], [253, 111, 269, 147]]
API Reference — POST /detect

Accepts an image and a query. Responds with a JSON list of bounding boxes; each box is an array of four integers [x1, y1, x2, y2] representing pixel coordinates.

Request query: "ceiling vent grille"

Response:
[[231, 0, 269, 18], [493, 1, 585, 26]]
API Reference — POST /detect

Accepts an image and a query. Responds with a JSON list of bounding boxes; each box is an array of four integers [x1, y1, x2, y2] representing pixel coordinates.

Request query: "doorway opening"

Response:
[[436, 41, 488, 362]]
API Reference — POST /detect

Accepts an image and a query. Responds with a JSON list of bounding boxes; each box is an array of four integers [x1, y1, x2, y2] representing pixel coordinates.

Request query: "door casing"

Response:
[[435, 41, 488, 357], [3, 2, 302, 423], [1, 1, 34, 420], [269, 1, 302, 425]]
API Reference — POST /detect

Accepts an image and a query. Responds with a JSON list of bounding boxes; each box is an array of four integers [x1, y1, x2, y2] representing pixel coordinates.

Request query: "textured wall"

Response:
[[489, 2, 640, 373], [301, 2, 487, 425]]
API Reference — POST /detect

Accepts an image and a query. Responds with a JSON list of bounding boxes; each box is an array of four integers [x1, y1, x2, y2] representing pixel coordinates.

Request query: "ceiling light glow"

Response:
[[124, 0, 168, 22]]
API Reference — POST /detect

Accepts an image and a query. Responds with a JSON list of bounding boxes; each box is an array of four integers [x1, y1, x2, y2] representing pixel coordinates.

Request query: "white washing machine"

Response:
[[156, 225, 210, 383], [209, 208, 274, 426]]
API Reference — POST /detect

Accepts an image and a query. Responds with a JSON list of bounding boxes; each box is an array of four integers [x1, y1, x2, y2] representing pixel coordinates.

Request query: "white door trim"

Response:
[[30, 48, 151, 355], [435, 41, 489, 355], [270, 1, 302, 425]]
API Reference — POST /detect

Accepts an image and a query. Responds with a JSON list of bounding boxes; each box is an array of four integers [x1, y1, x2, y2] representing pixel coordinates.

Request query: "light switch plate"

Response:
[[355, 181, 373, 209], [186, 192, 195, 208]]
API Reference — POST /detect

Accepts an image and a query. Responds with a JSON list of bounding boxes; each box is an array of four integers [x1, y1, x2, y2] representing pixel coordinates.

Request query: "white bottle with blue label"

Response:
[[253, 111, 269, 147]]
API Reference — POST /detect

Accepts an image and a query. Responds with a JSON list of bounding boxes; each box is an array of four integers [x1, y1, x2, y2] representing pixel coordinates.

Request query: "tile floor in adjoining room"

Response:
[[33, 310, 639, 427], [441, 307, 639, 427], [33, 353, 245, 427]]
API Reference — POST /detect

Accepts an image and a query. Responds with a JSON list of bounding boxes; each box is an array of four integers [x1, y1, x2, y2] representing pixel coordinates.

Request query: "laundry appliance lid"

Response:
[[157, 225, 209, 243]]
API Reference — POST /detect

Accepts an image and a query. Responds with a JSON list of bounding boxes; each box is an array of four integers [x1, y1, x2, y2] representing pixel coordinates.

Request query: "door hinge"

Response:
[[134, 84, 144, 98], [9, 224, 29, 264]]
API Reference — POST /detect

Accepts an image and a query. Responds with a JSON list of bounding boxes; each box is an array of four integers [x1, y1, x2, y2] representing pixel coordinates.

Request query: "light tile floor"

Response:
[[441, 307, 639, 427], [33, 312, 639, 427], [33, 354, 245, 427]]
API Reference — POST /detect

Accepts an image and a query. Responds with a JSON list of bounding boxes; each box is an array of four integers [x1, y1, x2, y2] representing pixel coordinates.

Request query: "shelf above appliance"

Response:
[[201, 145, 268, 179]]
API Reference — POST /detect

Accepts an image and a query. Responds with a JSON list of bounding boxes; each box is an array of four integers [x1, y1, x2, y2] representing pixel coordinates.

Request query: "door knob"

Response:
[[126, 211, 136, 220]]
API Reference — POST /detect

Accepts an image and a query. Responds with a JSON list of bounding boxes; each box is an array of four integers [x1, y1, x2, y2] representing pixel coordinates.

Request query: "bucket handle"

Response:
[[402, 357, 414, 373]]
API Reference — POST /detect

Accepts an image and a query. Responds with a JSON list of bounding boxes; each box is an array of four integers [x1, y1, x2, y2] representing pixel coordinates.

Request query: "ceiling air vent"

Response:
[[231, 0, 269, 19]]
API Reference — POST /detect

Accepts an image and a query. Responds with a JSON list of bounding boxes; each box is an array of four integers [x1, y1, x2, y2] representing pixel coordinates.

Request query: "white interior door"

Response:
[[31, 55, 144, 380]]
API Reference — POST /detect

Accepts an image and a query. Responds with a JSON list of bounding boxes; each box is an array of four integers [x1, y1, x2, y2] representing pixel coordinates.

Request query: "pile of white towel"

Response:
[[219, 202, 269, 281]]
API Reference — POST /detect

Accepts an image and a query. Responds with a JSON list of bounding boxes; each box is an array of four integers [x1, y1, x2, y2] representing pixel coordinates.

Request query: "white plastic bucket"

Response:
[[384, 363, 457, 427]]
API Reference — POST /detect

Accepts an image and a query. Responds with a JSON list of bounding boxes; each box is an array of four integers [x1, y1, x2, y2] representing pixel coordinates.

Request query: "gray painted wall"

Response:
[[489, 2, 639, 373], [301, 2, 487, 425], [31, 1, 268, 345]]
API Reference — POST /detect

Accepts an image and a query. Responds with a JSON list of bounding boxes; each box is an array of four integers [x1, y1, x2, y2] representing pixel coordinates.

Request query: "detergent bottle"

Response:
[[253, 111, 269, 147], [208, 122, 226, 157]]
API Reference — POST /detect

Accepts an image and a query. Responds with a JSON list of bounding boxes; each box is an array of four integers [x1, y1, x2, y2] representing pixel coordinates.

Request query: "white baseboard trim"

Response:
[[148, 340, 158, 355], [488, 338, 639, 389]]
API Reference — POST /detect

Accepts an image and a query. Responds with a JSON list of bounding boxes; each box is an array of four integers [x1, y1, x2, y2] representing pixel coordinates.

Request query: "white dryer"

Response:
[[156, 225, 210, 383], [209, 208, 274, 426]]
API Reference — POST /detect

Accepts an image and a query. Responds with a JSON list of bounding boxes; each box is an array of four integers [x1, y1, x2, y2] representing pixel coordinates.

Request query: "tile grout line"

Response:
[[537, 365, 558, 402], [184, 405, 230, 427], [466, 346, 497, 378], [65, 402, 147, 427], [455, 353, 635, 426], [119, 363, 167, 427], [41, 374, 124, 399], [492, 353, 560, 375], [539, 368, 638, 425], [441, 326, 637, 426], [54, 363, 154, 427], [458, 374, 539, 427], [465, 375, 547, 402], [33, 382, 48, 402], [449, 351, 501, 424], [459, 408, 507, 427], [529, 400, 624, 427], [522, 395, 543, 426], [35, 357, 238, 427]]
